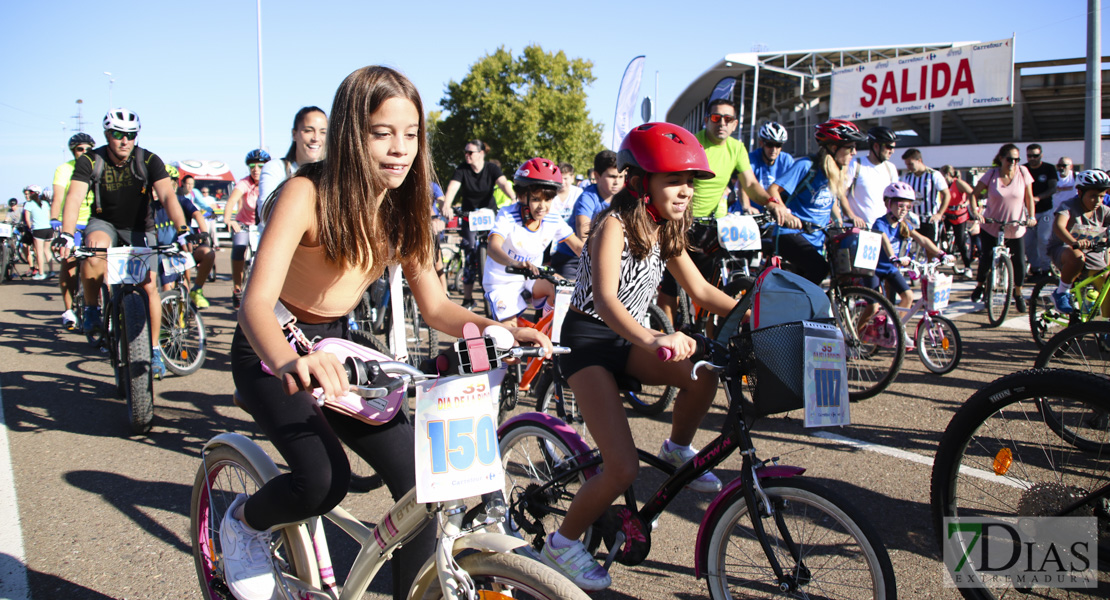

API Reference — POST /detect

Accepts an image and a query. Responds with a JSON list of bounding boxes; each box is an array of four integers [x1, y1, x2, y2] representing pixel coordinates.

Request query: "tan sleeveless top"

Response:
[[280, 244, 381, 320]]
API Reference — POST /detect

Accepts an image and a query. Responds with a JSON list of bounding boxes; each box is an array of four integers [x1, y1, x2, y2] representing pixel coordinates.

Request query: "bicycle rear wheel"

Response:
[[0, 243, 10, 284], [1034, 321, 1110, 451], [703, 478, 896, 599], [1028, 277, 1066, 347], [834, 286, 905, 401], [159, 289, 207, 376], [624, 304, 679, 416], [404, 290, 439, 368], [190, 445, 317, 600], [915, 314, 962, 375], [930, 369, 1110, 598], [984, 254, 1013, 327], [120, 289, 154, 434], [411, 551, 591, 600]]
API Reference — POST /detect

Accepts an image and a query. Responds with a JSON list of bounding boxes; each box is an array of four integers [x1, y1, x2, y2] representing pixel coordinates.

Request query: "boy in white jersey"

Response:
[[483, 158, 583, 323]]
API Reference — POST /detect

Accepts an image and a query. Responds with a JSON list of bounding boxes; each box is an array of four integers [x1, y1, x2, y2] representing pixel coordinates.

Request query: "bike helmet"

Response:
[[245, 149, 271, 165], [39, 187, 52, 200], [617, 122, 714, 179], [1075, 169, 1110, 191], [103, 108, 141, 133], [7, 198, 16, 207], [814, 119, 867, 145], [757, 121, 788, 144], [23, 184, 42, 196], [883, 181, 916, 202], [867, 126, 898, 145], [513, 157, 562, 190], [68, 132, 96, 150]]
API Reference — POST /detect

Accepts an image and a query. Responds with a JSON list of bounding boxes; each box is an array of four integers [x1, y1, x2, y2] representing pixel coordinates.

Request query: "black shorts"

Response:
[[865, 269, 910, 296], [559, 309, 633, 379], [32, 228, 53, 240]]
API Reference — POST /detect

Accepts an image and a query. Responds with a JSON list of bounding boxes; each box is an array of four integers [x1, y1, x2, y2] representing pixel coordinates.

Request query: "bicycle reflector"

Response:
[[993, 447, 1013, 476]]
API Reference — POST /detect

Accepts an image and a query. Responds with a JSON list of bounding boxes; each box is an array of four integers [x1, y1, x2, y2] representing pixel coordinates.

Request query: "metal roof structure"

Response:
[[666, 43, 1109, 163]]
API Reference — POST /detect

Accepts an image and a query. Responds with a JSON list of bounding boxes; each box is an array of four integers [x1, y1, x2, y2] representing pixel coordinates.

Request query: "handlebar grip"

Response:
[[657, 335, 710, 362], [657, 347, 675, 361]]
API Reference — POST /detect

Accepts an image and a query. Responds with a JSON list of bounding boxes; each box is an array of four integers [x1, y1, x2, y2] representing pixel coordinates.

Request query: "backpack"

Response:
[[88, 147, 151, 216], [750, 267, 832, 330]]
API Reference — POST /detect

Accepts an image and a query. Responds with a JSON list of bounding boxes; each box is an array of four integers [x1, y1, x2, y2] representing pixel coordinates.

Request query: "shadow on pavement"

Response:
[[0, 551, 118, 599], [63, 470, 192, 555]]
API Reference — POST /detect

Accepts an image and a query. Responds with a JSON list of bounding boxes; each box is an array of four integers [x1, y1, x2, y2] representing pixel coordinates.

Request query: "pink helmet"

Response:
[[883, 181, 916, 202]]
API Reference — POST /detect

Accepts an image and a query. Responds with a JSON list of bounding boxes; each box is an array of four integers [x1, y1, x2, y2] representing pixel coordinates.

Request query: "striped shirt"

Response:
[[571, 215, 663, 324], [900, 168, 948, 218]]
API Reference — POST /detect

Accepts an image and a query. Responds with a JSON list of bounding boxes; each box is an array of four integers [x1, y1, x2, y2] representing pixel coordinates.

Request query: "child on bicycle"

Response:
[[1047, 169, 1110, 313], [542, 123, 738, 591], [483, 157, 583, 324], [225, 66, 551, 600]]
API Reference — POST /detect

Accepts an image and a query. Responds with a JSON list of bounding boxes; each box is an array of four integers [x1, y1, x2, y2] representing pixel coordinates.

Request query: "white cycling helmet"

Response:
[[103, 108, 141, 133], [39, 187, 52, 200], [758, 121, 788, 144], [23, 184, 42, 196], [1075, 169, 1110, 191]]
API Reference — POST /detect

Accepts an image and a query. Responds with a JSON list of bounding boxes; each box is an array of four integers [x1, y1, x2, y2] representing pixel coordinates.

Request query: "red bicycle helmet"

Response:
[[513, 157, 562, 190], [617, 123, 715, 179], [814, 119, 867, 145]]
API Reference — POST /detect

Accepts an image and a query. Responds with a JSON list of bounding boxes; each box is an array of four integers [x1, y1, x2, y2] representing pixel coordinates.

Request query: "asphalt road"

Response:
[[0, 252, 1075, 599]]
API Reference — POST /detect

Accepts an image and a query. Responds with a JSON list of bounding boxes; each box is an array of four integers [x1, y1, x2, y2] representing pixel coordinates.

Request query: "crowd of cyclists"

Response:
[[4, 63, 1110, 598]]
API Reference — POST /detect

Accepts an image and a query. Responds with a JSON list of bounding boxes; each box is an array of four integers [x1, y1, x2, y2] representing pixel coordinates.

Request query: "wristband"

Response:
[[767, 197, 782, 205]]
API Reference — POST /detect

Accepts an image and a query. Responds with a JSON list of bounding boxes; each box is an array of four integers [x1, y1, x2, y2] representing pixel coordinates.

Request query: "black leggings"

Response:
[[231, 320, 435, 599], [948, 220, 977, 269], [976, 234, 1026, 289], [772, 232, 829, 285]]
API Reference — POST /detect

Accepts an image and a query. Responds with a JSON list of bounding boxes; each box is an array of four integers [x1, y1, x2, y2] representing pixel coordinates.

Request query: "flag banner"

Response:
[[613, 55, 646, 148]]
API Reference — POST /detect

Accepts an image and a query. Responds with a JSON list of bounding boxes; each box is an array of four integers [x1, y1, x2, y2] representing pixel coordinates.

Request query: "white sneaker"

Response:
[[61, 310, 77, 330], [539, 533, 611, 591], [219, 494, 276, 600], [657, 440, 722, 493]]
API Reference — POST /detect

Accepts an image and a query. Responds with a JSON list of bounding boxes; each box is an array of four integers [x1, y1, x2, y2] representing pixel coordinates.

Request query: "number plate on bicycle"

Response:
[[716, 213, 761, 251], [247, 226, 261, 252], [803, 323, 850, 427], [414, 372, 506, 503], [161, 252, 196, 276], [0, 223, 11, 237], [853, 231, 882, 271], [928, 273, 952, 311], [469, 209, 496, 232], [104, 247, 156, 285]]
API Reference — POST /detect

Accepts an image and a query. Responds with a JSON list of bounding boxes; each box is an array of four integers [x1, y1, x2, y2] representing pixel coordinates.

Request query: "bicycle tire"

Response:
[[0, 243, 10, 284], [835, 286, 905, 401], [675, 287, 694, 332], [930, 369, 1110, 599], [71, 285, 87, 333], [447, 251, 464, 294], [477, 244, 488, 290], [350, 327, 390, 356], [1034, 321, 1110, 452], [915, 314, 962, 375], [499, 419, 599, 555], [120, 290, 154, 434], [404, 291, 439, 368], [190, 445, 317, 600], [704, 478, 897, 600], [1028, 277, 1066, 348], [624, 303, 679, 416], [98, 282, 114, 353], [159, 289, 207, 376], [984, 254, 1013, 327], [410, 551, 591, 600]]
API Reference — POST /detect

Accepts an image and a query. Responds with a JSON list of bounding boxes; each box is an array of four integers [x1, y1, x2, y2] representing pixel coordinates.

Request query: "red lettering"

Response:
[[931, 63, 951, 98], [899, 69, 916, 102], [860, 74, 877, 107], [952, 58, 975, 95], [920, 66, 928, 101], [878, 72, 899, 105]]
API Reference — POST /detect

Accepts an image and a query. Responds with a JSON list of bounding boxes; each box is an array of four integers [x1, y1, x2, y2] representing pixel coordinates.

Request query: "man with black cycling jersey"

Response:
[[54, 108, 196, 379], [656, 99, 796, 324], [441, 139, 516, 309]]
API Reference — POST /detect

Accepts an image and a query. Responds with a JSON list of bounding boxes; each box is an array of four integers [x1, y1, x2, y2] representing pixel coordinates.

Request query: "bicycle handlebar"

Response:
[[505, 265, 571, 286]]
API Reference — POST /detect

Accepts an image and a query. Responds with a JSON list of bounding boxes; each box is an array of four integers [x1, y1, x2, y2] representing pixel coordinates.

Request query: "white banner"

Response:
[[612, 55, 646, 149], [830, 38, 1014, 120]]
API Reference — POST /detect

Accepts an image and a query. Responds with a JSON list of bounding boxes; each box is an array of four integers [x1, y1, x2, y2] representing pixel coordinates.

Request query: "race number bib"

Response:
[[551, 286, 573, 344], [247, 226, 262, 253], [853, 231, 882, 271], [104, 247, 156, 285], [717, 213, 762, 251], [802, 323, 850, 427], [469, 209, 496, 232], [0, 223, 11, 237], [928, 273, 952, 311], [414, 372, 506, 503], [161, 251, 196, 276]]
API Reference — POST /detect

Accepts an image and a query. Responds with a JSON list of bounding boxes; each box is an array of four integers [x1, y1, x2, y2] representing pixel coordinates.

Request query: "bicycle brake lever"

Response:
[[690, 360, 725, 381]]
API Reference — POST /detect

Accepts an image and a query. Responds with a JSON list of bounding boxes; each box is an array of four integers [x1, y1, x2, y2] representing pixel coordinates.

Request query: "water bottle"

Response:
[[1084, 287, 1099, 314]]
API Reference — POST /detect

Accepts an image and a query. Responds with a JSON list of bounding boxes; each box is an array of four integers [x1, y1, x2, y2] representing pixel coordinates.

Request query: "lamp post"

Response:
[[103, 72, 114, 108]]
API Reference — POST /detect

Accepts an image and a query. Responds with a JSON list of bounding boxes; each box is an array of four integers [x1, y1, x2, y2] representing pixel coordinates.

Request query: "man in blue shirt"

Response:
[[550, 150, 624, 278], [736, 122, 795, 213]]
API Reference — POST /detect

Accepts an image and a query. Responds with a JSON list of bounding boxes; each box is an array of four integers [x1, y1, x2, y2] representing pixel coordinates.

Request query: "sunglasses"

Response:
[[248, 162, 265, 168], [108, 130, 137, 141], [1027, 153, 1042, 158], [1004, 156, 1021, 163], [707, 113, 737, 124], [763, 142, 783, 148], [464, 149, 480, 156], [1058, 164, 1072, 169], [881, 143, 896, 150], [74, 145, 93, 152]]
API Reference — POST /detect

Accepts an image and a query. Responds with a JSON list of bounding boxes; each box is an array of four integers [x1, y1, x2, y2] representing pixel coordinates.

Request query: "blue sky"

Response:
[[0, 0, 1103, 198]]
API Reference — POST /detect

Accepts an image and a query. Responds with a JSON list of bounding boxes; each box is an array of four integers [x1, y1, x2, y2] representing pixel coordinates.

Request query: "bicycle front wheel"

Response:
[[624, 303, 679, 416], [915, 314, 962, 375], [159, 289, 207, 376], [1028, 277, 1065, 347], [411, 551, 591, 600], [1034, 321, 1110, 451], [834, 286, 905, 401], [930, 369, 1110, 598], [119, 289, 153, 434], [704, 478, 897, 599], [190, 445, 317, 600], [984, 254, 1013, 327]]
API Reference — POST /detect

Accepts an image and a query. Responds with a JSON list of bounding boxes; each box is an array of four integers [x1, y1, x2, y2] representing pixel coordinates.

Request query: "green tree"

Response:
[[432, 44, 604, 187]]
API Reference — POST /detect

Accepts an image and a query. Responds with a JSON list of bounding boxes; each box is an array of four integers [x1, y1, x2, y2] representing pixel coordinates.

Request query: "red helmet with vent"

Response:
[[814, 119, 867, 145], [617, 123, 715, 179], [513, 158, 562, 190]]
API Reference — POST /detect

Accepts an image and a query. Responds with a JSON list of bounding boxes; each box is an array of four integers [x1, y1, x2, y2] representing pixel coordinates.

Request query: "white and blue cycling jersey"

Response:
[[483, 203, 574, 290]]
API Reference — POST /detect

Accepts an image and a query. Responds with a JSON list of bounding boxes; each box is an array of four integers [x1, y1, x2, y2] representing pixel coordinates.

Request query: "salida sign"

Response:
[[830, 38, 1014, 120]]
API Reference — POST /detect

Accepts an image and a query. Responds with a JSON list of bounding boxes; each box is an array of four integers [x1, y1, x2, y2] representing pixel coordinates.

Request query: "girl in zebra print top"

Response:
[[541, 123, 740, 591]]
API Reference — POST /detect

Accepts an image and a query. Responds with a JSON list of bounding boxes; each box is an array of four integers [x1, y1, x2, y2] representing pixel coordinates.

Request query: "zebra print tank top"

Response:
[[571, 215, 663, 324]]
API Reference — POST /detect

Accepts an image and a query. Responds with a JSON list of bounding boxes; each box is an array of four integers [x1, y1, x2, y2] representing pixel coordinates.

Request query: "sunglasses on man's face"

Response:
[[108, 130, 137, 141], [74, 145, 93, 152], [763, 142, 783, 149], [707, 113, 737, 124], [1058, 164, 1072, 169], [881, 143, 896, 150], [248, 162, 265, 169], [1027, 153, 1042, 159]]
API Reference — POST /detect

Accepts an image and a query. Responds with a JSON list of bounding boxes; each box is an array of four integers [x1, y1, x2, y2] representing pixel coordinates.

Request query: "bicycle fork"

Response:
[[739, 455, 812, 593]]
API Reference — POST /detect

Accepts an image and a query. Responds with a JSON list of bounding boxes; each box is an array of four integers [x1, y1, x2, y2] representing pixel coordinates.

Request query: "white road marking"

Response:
[[0, 374, 30, 600], [811, 430, 1028, 490]]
